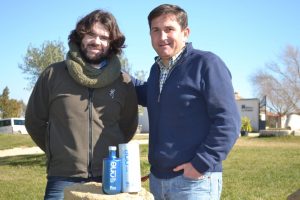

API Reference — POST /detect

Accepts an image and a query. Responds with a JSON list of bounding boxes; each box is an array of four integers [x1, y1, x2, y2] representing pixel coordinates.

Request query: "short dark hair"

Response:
[[148, 4, 188, 30], [68, 9, 125, 56]]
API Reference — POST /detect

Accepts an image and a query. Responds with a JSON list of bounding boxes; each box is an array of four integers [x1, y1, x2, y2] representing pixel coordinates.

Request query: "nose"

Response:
[[160, 31, 168, 40], [94, 36, 102, 44]]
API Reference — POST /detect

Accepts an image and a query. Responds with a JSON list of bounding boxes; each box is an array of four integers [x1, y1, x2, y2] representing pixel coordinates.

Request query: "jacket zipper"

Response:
[[88, 88, 94, 178], [47, 122, 52, 172]]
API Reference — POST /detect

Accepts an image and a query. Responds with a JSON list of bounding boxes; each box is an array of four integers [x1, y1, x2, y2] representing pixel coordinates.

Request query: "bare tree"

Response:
[[134, 70, 148, 81], [251, 45, 300, 127], [118, 54, 149, 80], [119, 54, 132, 74]]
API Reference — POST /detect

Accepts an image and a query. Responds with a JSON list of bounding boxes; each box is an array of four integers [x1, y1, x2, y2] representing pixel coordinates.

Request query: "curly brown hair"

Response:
[[68, 9, 126, 57]]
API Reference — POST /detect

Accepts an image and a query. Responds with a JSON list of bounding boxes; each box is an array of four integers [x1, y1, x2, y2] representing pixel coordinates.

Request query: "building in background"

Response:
[[236, 98, 260, 132], [138, 107, 149, 133]]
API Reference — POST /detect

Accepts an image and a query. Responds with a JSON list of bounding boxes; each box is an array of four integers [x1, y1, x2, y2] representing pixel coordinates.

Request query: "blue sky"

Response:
[[1, 0, 299, 103]]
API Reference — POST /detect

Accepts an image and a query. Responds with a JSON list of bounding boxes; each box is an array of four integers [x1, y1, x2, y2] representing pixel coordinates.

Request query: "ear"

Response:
[[183, 27, 190, 41]]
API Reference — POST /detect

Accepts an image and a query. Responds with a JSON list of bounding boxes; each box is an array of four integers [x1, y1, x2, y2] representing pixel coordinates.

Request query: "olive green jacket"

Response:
[[25, 60, 138, 178]]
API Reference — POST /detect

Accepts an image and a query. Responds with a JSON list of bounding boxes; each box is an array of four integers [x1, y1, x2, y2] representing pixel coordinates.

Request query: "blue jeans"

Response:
[[44, 176, 102, 200], [149, 172, 222, 200]]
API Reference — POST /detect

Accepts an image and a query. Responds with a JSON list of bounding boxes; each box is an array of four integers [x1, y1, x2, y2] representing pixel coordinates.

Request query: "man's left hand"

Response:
[[173, 162, 203, 179]]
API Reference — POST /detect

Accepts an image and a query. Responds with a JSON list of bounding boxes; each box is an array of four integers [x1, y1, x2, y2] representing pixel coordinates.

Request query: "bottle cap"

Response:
[[109, 146, 117, 151]]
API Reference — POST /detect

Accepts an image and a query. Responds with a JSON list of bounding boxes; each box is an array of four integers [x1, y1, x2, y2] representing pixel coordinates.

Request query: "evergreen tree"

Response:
[[0, 87, 23, 118]]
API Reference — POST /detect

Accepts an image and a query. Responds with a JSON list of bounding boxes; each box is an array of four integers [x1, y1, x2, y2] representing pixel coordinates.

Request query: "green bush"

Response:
[[241, 116, 252, 132]]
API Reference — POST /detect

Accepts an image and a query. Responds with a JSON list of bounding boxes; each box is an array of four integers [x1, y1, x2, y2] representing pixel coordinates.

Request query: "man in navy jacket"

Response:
[[135, 4, 241, 200]]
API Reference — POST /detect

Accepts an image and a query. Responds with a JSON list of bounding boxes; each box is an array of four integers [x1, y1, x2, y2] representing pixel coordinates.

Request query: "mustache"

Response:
[[88, 43, 102, 49]]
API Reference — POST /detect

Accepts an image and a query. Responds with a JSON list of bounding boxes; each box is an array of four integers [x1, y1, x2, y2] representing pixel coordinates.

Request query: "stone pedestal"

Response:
[[64, 182, 154, 200], [287, 189, 300, 200]]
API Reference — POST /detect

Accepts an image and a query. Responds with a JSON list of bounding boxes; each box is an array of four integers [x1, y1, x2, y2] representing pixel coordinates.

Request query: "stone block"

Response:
[[64, 182, 154, 200], [287, 189, 300, 200]]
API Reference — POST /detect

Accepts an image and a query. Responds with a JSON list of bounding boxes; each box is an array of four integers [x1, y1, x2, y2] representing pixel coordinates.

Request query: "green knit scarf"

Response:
[[65, 42, 121, 88]]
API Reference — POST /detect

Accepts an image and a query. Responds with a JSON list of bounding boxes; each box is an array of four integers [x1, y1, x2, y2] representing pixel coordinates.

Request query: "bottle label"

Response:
[[119, 143, 141, 193], [103, 159, 121, 194], [110, 161, 117, 183]]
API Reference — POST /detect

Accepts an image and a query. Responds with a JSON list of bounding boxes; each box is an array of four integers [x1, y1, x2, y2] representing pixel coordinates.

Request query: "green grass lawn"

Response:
[[0, 154, 46, 200], [0, 135, 299, 199], [0, 134, 36, 150], [222, 136, 300, 200]]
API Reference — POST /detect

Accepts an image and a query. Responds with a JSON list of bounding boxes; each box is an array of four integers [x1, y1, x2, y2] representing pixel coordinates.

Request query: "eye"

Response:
[[151, 28, 159, 33], [99, 36, 110, 41], [87, 32, 97, 38], [165, 27, 174, 33]]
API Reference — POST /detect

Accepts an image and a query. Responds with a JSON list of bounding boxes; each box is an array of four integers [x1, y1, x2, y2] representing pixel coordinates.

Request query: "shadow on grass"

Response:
[[0, 154, 46, 167]]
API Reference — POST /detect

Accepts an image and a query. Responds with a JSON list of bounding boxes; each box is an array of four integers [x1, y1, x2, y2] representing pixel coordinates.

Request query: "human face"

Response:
[[81, 22, 110, 64], [150, 14, 190, 65]]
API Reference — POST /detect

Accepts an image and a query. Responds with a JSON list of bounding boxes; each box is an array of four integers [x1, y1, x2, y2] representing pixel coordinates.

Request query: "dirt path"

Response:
[[0, 146, 44, 157]]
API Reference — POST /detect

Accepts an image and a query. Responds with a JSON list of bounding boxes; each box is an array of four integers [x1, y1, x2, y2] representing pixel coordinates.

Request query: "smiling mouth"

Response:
[[159, 44, 170, 48], [88, 46, 102, 53], [90, 48, 101, 52], [88, 43, 101, 49]]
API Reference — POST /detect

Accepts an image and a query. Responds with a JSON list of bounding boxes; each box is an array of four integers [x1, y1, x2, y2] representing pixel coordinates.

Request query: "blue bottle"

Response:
[[102, 146, 122, 195]]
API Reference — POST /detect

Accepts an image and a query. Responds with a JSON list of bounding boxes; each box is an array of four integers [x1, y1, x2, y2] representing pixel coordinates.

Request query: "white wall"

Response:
[[236, 99, 260, 132], [138, 107, 149, 133], [285, 114, 300, 131]]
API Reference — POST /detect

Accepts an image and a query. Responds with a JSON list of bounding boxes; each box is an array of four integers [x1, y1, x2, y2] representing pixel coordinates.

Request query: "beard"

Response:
[[80, 43, 109, 65]]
